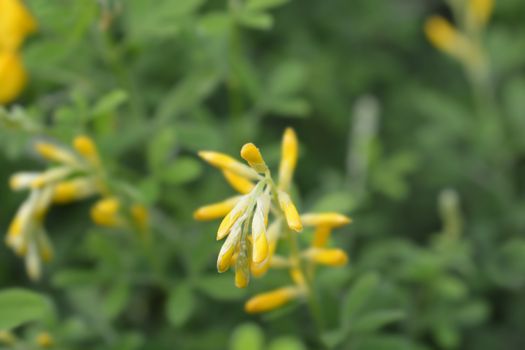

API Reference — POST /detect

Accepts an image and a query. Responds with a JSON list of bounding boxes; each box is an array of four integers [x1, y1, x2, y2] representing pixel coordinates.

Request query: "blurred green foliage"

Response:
[[1, 0, 525, 349]]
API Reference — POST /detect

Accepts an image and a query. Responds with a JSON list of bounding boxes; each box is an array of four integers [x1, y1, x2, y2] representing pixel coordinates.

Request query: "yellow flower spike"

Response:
[[301, 212, 351, 228], [244, 286, 302, 313], [0, 51, 27, 105], [193, 196, 241, 221], [469, 0, 494, 27], [9, 172, 39, 191], [73, 135, 100, 166], [36, 332, 54, 348], [312, 226, 333, 248], [278, 128, 298, 191], [198, 151, 260, 180], [52, 177, 98, 204], [306, 248, 349, 267], [0, 0, 37, 51], [240, 143, 267, 173], [35, 142, 77, 165], [222, 170, 255, 194], [277, 190, 302, 232], [90, 197, 122, 227]]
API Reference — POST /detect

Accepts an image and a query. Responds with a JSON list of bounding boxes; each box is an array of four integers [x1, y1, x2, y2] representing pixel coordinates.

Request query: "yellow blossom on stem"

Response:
[[193, 196, 241, 221], [35, 142, 77, 165], [73, 135, 100, 167], [52, 177, 98, 204], [278, 128, 298, 191], [91, 197, 122, 227], [301, 212, 351, 228], [198, 151, 260, 180], [0, 0, 37, 51], [278, 190, 302, 232], [240, 143, 268, 173], [0, 51, 27, 105], [222, 170, 254, 194], [305, 248, 348, 267], [245, 286, 302, 313], [312, 226, 332, 248]]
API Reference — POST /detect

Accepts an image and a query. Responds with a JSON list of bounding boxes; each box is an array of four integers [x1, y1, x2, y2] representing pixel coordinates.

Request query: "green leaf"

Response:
[[196, 275, 246, 301], [229, 323, 265, 350], [237, 11, 274, 30], [0, 289, 50, 330], [349, 309, 405, 333], [161, 157, 203, 184], [341, 273, 380, 327], [247, 0, 290, 11], [92, 90, 128, 116], [166, 283, 196, 328], [267, 336, 306, 350], [147, 127, 177, 172]]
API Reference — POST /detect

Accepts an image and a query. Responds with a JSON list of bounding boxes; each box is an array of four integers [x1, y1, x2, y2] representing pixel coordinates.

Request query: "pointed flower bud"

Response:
[[193, 196, 241, 221], [278, 190, 302, 232], [222, 170, 254, 194], [305, 248, 349, 266], [240, 143, 267, 173], [0, 51, 27, 104], [252, 194, 270, 263], [278, 128, 298, 191], [52, 177, 98, 204], [199, 151, 260, 180], [90, 197, 122, 227], [244, 287, 302, 313], [469, 0, 494, 27], [301, 212, 351, 228], [9, 172, 39, 191], [35, 142, 77, 165], [73, 135, 100, 167]]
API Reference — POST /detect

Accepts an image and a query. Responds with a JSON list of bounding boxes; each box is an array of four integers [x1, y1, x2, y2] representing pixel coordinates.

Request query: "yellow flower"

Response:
[[240, 143, 268, 173], [244, 286, 302, 313], [131, 204, 149, 232], [469, 0, 494, 27], [0, 51, 27, 105], [252, 193, 270, 263], [193, 196, 241, 221], [305, 248, 348, 267], [35, 332, 54, 348], [198, 151, 260, 180], [277, 190, 302, 232], [52, 177, 98, 204], [0, 0, 37, 51], [73, 135, 100, 167], [10, 171, 39, 191], [278, 128, 298, 191], [301, 212, 351, 227], [91, 197, 122, 227], [35, 142, 77, 165], [222, 170, 254, 194]]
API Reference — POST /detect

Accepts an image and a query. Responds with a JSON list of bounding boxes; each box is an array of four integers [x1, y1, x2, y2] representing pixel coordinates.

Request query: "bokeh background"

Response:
[[1, 0, 525, 349]]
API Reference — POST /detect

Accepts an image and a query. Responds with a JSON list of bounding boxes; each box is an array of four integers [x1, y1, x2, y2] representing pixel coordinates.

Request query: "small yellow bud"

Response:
[[31, 167, 73, 189], [290, 267, 306, 286], [35, 142, 77, 165], [198, 151, 260, 180], [279, 128, 298, 191], [244, 287, 301, 313], [307, 248, 348, 267], [252, 231, 268, 264], [235, 262, 250, 288], [9, 172, 39, 191], [90, 197, 121, 227], [301, 212, 351, 228], [278, 191, 302, 232], [193, 196, 240, 221], [0, 51, 27, 105], [52, 177, 97, 204], [216, 195, 250, 240], [0, 0, 37, 51], [73, 135, 100, 166], [312, 226, 332, 248], [240, 143, 267, 173], [469, 0, 494, 27], [36, 332, 54, 348], [222, 170, 254, 194], [131, 204, 149, 231]]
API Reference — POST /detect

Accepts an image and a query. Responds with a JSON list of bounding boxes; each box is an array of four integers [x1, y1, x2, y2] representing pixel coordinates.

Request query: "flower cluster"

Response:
[[0, 0, 37, 104], [6, 135, 148, 280], [424, 0, 493, 70], [195, 128, 351, 313]]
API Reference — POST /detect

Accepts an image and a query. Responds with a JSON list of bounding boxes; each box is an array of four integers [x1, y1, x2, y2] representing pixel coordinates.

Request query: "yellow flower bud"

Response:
[[131, 204, 149, 232], [216, 195, 251, 240], [35, 142, 77, 165], [277, 191, 302, 232], [0, 331, 16, 346], [240, 143, 267, 173], [312, 226, 332, 248], [244, 287, 301, 313], [52, 177, 98, 204], [469, 0, 494, 27], [278, 128, 298, 191], [90, 197, 121, 227], [290, 267, 306, 286], [36, 332, 54, 348], [0, 51, 27, 105], [31, 167, 73, 189], [0, 0, 37, 51], [10, 172, 39, 191], [73, 135, 100, 166], [198, 151, 260, 180], [306, 248, 348, 267], [235, 258, 250, 288], [301, 212, 351, 228], [193, 196, 240, 221], [222, 170, 254, 194]]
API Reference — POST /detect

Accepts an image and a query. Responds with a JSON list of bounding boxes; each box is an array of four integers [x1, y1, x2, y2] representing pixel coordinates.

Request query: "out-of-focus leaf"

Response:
[[161, 157, 203, 185], [196, 275, 246, 301], [167, 283, 196, 327], [349, 309, 405, 333], [247, 0, 290, 11], [229, 323, 265, 350], [236, 11, 274, 30], [267, 336, 306, 350], [341, 273, 380, 327], [0, 289, 50, 330]]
